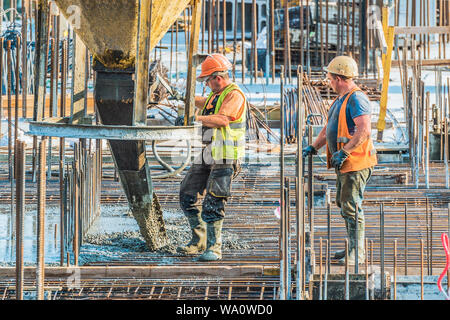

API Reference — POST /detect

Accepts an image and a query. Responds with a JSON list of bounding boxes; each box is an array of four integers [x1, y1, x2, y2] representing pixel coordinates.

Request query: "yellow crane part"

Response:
[[376, 7, 395, 141]]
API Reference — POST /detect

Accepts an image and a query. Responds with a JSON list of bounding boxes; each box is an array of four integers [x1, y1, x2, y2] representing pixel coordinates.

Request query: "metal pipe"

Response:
[[22, 9, 28, 118], [252, 0, 257, 83], [279, 65, 285, 299], [270, 0, 274, 83], [355, 202, 359, 273], [201, 0, 205, 53], [59, 39, 67, 266], [73, 144, 79, 266], [265, 0, 269, 85], [7, 40, 13, 182], [284, 177, 291, 299], [0, 38, 3, 140], [365, 238, 369, 300], [352, 0, 355, 58], [420, 238, 424, 300], [394, 239, 397, 300], [325, 0, 328, 65], [445, 116, 449, 188], [370, 239, 374, 300], [344, 238, 349, 300], [319, 237, 323, 300], [430, 202, 433, 275], [7, 39, 15, 251], [324, 239, 328, 300], [232, 0, 237, 81], [337, 0, 341, 54], [346, 0, 349, 55], [308, 124, 314, 247], [302, 181, 306, 297], [425, 91, 430, 188], [223, 0, 226, 54], [176, 15, 179, 80], [216, 0, 219, 52], [426, 197, 430, 275], [380, 203, 385, 299], [15, 36, 20, 163], [296, 66, 304, 300], [15, 140, 25, 300], [404, 203, 408, 275], [283, 0, 290, 82], [319, 0, 323, 72], [305, 0, 310, 75], [241, 0, 245, 83], [326, 188, 331, 273], [37, 138, 47, 300]]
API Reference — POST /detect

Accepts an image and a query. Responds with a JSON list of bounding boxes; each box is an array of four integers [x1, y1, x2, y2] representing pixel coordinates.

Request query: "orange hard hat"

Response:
[[197, 53, 232, 82]]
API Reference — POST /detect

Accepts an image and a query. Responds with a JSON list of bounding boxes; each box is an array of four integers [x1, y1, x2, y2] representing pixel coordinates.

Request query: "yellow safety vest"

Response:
[[202, 83, 247, 161]]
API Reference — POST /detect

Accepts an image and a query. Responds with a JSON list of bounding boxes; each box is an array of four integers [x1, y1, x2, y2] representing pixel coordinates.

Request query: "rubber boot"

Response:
[[198, 219, 223, 261], [333, 218, 349, 259], [338, 219, 365, 265], [176, 213, 207, 255]]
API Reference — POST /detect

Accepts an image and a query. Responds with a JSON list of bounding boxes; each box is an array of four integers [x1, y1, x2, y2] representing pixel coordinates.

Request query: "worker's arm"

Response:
[[311, 125, 328, 151], [196, 114, 232, 128], [342, 115, 371, 154], [195, 96, 207, 109]]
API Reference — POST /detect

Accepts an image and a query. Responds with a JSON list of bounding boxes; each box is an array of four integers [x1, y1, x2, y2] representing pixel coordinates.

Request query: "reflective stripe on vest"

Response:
[[202, 83, 247, 160], [326, 87, 378, 173]]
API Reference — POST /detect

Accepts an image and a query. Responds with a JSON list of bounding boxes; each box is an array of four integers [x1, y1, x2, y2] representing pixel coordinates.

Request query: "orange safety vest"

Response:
[[326, 87, 378, 173]]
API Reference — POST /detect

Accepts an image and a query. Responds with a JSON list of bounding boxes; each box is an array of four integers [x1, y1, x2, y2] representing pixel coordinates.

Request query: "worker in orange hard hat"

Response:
[[303, 55, 377, 266], [196, 53, 233, 82], [177, 53, 247, 262]]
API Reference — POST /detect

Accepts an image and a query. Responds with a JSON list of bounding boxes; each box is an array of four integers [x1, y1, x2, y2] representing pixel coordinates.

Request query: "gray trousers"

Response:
[[179, 155, 239, 223], [335, 167, 373, 223]]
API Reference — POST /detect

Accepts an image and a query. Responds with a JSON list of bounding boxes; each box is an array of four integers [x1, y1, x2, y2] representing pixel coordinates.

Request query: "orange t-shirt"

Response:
[[204, 90, 245, 121]]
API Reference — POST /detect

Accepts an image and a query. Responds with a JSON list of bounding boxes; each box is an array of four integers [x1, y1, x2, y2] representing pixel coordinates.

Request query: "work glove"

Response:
[[331, 149, 350, 170], [175, 115, 185, 126], [302, 145, 317, 158]]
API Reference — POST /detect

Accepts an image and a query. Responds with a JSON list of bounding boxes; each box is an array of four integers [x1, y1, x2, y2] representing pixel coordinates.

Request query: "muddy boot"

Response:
[[198, 219, 223, 261], [333, 218, 349, 260], [177, 213, 207, 255], [337, 219, 365, 265]]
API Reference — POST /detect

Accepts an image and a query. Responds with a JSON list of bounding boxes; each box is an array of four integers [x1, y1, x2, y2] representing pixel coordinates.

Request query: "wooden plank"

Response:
[[184, 0, 202, 125], [394, 26, 450, 35], [34, 0, 50, 122], [0, 265, 268, 279], [133, 0, 152, 125], [1, 94, 95, 118], [377, 26, 395, 141], [69, 34, 87, 124], [391, 59, 450, 67]]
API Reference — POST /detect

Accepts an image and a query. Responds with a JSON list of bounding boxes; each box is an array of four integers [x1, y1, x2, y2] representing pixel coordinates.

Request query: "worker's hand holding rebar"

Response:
[[331, 149, 350, 170], [302, 145, 317, 158]]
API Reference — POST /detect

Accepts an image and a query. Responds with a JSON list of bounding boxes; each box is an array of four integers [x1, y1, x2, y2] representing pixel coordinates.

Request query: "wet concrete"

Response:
[[79, 204, 251, 265], [0, 202, 251, 266]]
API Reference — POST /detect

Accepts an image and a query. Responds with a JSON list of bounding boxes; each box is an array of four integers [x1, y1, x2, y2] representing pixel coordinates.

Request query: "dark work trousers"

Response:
[[179, 152, 240, 224], [335, 167, 373, 224]]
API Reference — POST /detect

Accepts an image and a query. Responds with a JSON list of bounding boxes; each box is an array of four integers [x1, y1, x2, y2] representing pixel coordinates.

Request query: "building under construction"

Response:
[[0, 0, 449, 302]]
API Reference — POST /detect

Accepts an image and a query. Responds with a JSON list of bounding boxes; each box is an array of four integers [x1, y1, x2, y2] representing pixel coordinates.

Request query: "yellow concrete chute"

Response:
[[54, 0, 191, 69]]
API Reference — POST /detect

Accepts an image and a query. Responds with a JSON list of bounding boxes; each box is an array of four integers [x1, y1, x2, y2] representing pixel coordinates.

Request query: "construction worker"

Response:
[[177, 53, 247, 261], [302, 56, 377, 265]]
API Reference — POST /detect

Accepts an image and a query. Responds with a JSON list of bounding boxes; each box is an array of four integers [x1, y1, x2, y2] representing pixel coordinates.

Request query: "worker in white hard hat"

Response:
[[302, 55, 377, 265], [177, 53, 247, 262]]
